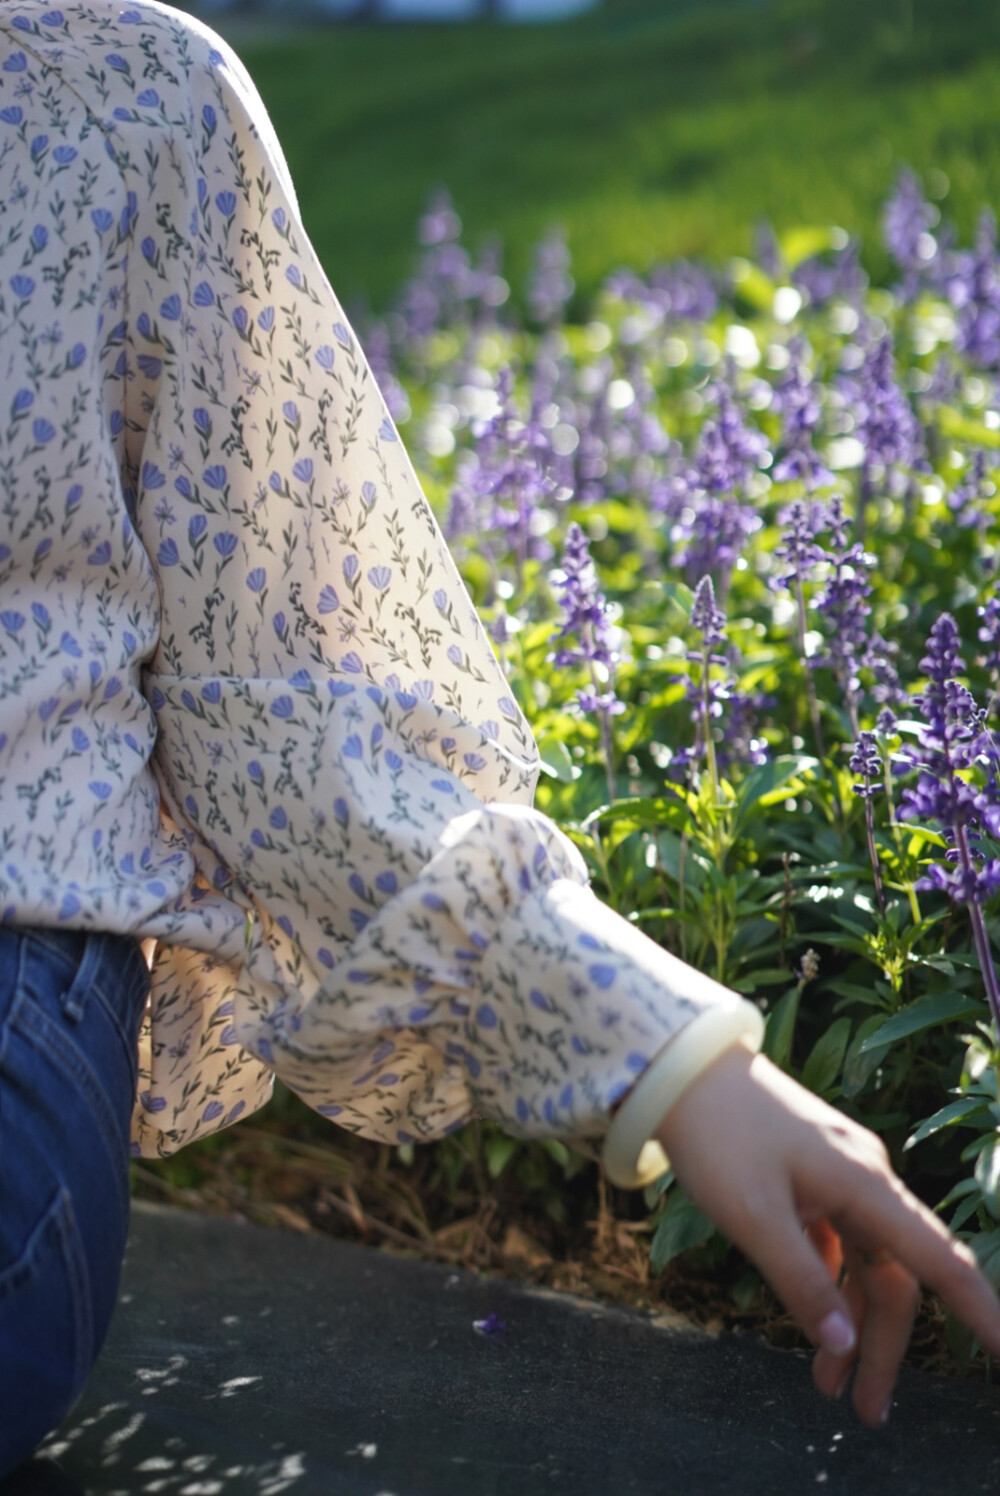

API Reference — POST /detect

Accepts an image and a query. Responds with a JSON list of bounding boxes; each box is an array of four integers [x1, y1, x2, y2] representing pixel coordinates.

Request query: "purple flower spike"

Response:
[[527, 229, 574, 329], [897, 614, 1000, 1032], [882, 168, 940, 299], [549, 523, 624, 798], [690, 575, 726, 651], [772, 342, 833, 491], [849, 731, 882, 798], [840, 334, 923, 497], [942, 211, 1000, 372]]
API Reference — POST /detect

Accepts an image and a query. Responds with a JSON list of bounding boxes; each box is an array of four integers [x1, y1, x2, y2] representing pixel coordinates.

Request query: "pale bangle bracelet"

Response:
[[600, 1000, 766, 1189]]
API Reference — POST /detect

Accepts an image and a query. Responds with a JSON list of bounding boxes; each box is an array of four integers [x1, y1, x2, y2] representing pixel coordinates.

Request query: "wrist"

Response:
[[600, 1000, 764, 1189]]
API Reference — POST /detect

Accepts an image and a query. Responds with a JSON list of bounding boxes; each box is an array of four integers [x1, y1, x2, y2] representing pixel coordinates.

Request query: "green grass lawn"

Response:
[[226, 0, 1000, 311]]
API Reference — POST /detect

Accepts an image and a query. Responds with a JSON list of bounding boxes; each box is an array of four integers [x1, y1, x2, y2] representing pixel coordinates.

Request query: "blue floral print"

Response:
[[0, 1, 726, 1160]]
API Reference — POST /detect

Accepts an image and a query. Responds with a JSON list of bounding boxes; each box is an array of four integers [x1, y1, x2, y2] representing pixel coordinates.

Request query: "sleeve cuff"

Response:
[[600, 999, 765, 1188]]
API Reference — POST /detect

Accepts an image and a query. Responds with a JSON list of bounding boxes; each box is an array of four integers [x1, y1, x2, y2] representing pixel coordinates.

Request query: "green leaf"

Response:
[[536, 735, 581, 783], [938, 404, 1000, 450], [583, 794, 688, 832], [972, 1227, 1000, 1285], [484, 1134, 518, 1179], [763, 983, 801, 1072], [842, 1013, 894, 1098], [649, 1188, 715, 1272], [949, 1193, 983, 1232], [657, 579, 696, 621], [731, 966, 796, 993], [827, 979, 884, 1005], [779, 224, 844, 268], [975, 1138, 1000, 1220], [732, 755, 818, 834], [801, 1017, 852, 1095], [859, 992, 985, 1054], [935, 1177, 980, 1213], [730, 256, 775, 312], [904, 1096, 993, 1151]]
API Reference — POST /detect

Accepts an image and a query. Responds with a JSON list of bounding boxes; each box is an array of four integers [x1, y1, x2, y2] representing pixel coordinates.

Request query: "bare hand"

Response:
[[654, 1044, 1000, 1425]]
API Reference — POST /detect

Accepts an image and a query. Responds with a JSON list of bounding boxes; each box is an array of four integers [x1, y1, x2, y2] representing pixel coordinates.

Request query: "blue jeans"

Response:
[[0, 927, 150, 1477]]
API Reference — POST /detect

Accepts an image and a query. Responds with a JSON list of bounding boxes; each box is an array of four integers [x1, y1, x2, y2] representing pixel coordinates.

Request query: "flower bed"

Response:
[[138, 171, 1000, 1374], [370, 177, 1000, 1369]]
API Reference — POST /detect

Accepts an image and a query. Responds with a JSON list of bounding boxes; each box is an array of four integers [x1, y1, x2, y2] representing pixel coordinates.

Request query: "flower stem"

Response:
[[794, 576, 826, 762], [862, 783, 886, 914], [956, 822, 1000, 1039], [880, 739, 922, 924]]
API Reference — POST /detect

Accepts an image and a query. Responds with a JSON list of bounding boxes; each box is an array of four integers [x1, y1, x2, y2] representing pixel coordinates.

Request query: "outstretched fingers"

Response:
[[844, 1250, 920, 1425], [832, 1166, 1000, 1364], [735, 1195, 860, 1365]]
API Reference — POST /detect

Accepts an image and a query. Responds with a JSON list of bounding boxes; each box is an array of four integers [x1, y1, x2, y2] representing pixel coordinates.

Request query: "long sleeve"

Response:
[[0, 2, 753, 1162]]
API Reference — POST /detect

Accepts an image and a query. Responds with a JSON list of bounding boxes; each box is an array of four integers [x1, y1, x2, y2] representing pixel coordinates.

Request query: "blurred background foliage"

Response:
[[200, 0, 1000, 311]]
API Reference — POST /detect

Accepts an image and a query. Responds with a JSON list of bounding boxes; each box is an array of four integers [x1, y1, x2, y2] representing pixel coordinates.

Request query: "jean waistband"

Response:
[[0, 926, 146, 1006]]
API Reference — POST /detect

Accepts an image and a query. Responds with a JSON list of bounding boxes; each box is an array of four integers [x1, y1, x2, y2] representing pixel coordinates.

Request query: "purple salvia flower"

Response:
[[978, 594, 1000, 680], [361, 319, 410, 424], [849, 731, 882, 795], [774, 497, 828, 590], [394, 189, 477, 345], [882, 168, 940, 299], [549, 523, 623, 698], [718, 684, 770, 771], [447, 366, 558, 586], [684, 580, 768, 779], [646, 259, 719, 322], [925, 354, 960, 407], [943, 211, 1000, 372], [948, 449, 992, 530], [549, 522, 624, 799], [842, 334, 923, 477], [604, 259, 718, 325], [792, 237, 867, 309], [689, 574, 726, 651], [753, 219, 782, 281], [686, 577, 731, 789], [672, 379, 765, 595], [775, 497, 828, 757], [528, 229, 575, 329], [691, 380, 767, 498], [813, 496, 896, 734], [897, 614, 1000, 1033], [771, 341, 833, 490]]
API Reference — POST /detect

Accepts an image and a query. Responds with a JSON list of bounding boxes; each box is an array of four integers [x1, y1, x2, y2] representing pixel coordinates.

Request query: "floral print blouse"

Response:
[[0, 0, 732, 1159]]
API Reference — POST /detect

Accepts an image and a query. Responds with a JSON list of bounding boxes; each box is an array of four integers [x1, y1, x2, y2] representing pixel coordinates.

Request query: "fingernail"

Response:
[[818, 1309, 856, 1356], [880, 1397, 892, 1425]]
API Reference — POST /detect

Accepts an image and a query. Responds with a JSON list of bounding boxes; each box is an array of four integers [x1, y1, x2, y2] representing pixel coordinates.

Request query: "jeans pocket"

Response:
[[0, 1188, 92, 1478]]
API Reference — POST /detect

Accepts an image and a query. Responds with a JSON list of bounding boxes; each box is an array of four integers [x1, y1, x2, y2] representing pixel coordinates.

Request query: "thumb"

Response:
[[741, 1198, 857, 1361]]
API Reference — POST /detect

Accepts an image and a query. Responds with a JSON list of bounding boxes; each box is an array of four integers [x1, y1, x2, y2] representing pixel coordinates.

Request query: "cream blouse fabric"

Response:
[[0, 0, 733, 1159]]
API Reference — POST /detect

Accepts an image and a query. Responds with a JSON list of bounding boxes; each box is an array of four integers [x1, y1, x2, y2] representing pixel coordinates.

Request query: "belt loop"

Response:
[[61, 932, 102, 1023]]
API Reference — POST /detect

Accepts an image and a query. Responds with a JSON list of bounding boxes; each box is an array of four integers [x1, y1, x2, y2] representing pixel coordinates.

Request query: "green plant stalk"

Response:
[[582, 623, 617, 807], [862, 782, 886, 915], [794, 575, 826, 764], [955, 821, 1000, 1043], [699, 643, 721, 809], [880, 745, 922, 925], [698, 644, 734, 983]]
